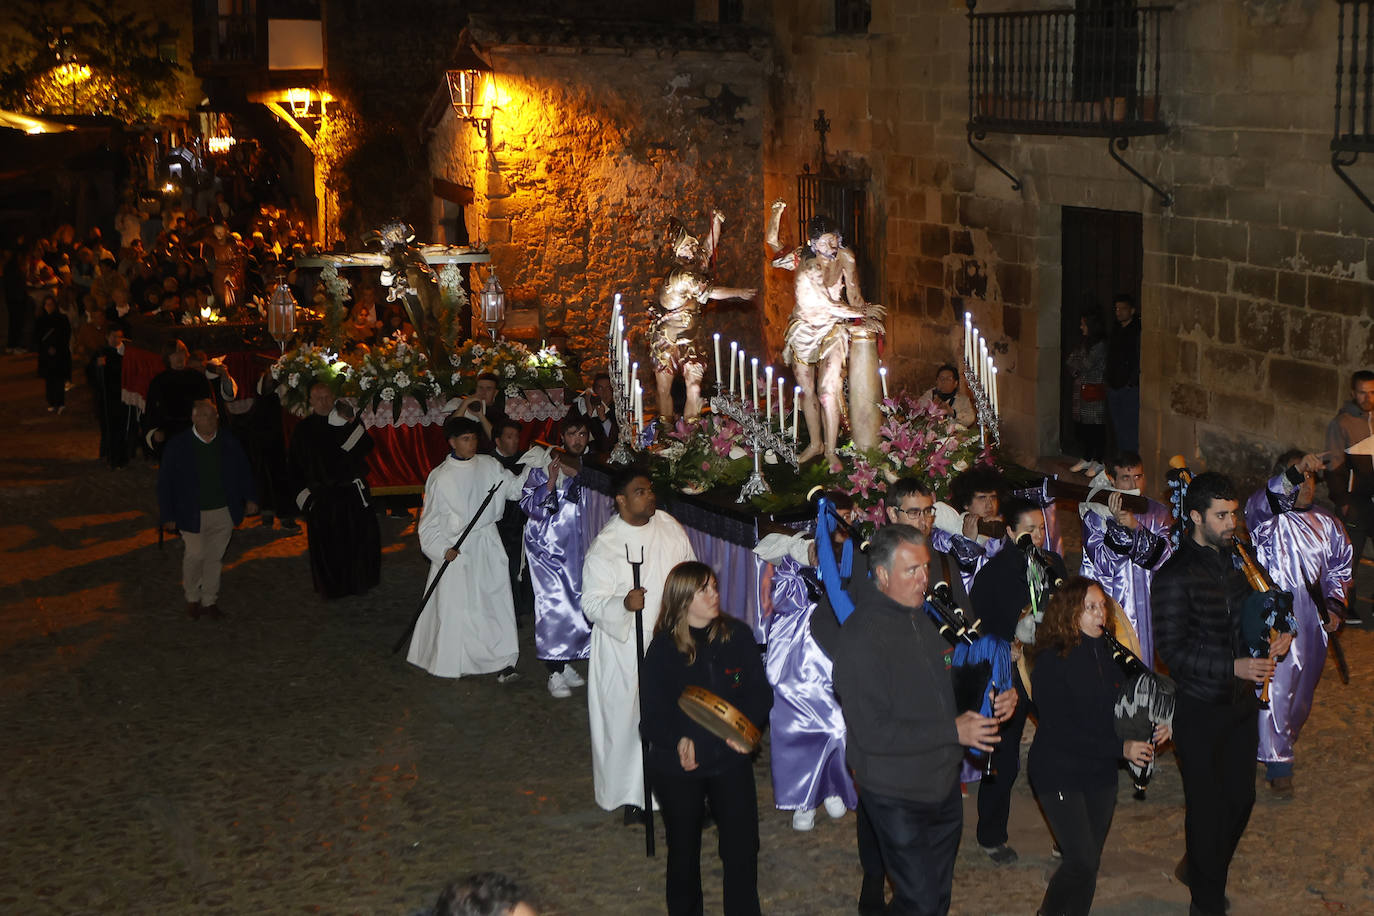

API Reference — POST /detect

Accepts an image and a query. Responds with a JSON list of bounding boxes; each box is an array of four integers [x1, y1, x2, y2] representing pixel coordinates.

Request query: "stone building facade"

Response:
[[427, 17, 771, 368], [757, 0, 1374, 481]]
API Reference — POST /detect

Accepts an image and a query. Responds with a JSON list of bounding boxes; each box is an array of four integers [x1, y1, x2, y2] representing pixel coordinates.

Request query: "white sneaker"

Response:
[[1068, 458, 1090, 472], [547, 672, 572, 699], [791, 808, 816, 831], [561, 665, 586, 688], [823, 795, 847, 819]]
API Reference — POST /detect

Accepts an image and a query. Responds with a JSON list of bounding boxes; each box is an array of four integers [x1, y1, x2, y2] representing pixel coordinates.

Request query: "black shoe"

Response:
[[622, 805, 646, 826], [981, 844, 1018, 865], [1133, 786, 1148, 801], [1345, 607, 1363, 625], [496, 666, 520, 684]]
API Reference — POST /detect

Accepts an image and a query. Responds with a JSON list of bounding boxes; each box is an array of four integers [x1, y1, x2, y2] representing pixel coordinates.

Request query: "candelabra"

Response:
[[608, 348, 637, 465], [961, 359, 1000, 450], [709, 384, 800, 503]]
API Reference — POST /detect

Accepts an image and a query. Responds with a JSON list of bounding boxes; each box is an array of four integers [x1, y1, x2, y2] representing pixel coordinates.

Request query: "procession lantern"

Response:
[[268, 269, 298, 350], [479, 273, 505, 341]]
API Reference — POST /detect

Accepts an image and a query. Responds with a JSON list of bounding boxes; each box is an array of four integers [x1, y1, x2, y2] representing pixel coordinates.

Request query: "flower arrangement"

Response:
[[350, 333, 443, 421], [835, 393, 994, 523], [270, 343, 340, 416], [317, 263, 352, 350], [649, 414, 752, 494], [442, 338, 532, 397]]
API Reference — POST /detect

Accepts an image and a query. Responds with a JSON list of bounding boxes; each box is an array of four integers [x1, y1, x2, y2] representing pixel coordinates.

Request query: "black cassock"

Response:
[[87, 345, 132, 467], [288, 413, 382, 599]]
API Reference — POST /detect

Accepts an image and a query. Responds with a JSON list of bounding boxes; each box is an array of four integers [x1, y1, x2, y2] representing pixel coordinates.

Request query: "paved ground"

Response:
[[2, 353, 1373, 915]]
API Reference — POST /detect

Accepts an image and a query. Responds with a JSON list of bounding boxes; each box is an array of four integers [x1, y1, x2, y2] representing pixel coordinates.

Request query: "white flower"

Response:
[[450, 355, 461, 367], [505, 384, 520, 398], [728, 445, 748, 460], [471, 345, 485, 358], [394, 371, 411, 388], [504, 364, 516, 378], [288, 372, 300, 388], [450, 373, 461, 386], [380, 386, 396, 402], [360, 375, 373, 390], [953, 459, 969, 472]]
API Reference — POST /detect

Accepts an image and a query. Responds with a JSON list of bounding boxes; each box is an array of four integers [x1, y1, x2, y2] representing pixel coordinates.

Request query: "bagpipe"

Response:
[[1232, 534, 1297, 709], [1165, 455, 1193, 548], [1104, 624, 1177, 792], [808, 487, 865, 625], [1012, 532, 1064, 645]]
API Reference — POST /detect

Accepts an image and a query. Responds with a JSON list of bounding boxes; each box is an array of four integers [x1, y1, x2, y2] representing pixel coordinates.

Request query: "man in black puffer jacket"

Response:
[[1153, 472, 1293, 916]]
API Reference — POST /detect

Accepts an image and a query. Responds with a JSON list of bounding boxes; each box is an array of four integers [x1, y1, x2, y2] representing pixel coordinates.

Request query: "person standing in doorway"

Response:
[[1106, 294, 1141, 454]]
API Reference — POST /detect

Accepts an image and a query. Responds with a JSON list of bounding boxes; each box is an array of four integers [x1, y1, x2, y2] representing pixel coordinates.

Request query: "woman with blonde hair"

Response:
[[640, 561, 772, 916], [1028, 576, 1169, 916]]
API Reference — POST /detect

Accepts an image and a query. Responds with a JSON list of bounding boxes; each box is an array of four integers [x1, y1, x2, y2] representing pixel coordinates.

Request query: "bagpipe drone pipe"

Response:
[[1104, 627, 1177, 791]]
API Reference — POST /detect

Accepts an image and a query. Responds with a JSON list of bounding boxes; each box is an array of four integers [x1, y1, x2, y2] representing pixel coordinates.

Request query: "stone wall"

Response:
[[429, 44, 769, 382], [763, 0, 1374, 482]]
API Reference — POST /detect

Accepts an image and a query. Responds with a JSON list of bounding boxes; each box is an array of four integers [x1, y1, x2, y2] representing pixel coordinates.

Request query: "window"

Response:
[[835, 0, 871, 34], [719, 0, 743, 24]]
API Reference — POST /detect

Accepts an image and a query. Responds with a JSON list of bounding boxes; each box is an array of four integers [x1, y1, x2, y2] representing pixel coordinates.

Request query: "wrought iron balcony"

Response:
[[1332, 0, 1374, 211], [964, 1, 1173, 203]]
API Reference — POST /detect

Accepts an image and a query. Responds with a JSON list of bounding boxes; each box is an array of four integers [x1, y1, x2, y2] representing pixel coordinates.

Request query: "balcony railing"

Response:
[[967, 2, 1170, 136], [964, 1, 1173, 205], [1333, 0, 1374, 211]]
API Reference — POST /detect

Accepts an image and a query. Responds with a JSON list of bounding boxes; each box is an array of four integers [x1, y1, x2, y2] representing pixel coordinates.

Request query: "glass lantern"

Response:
[[479, 273, 505, 341], [268, 271, 297, 351]]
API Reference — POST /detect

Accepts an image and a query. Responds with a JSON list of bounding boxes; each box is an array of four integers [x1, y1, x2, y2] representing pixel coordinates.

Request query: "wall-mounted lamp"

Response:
[[445, 45, 494, 137], [479, 273, 505, 341], [286, 87, 314, 118]]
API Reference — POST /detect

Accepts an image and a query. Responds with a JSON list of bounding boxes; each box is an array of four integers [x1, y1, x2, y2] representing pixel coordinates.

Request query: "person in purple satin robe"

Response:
[[1079, 452, 1173, 673], [757, 529, 857, 833], [520, 415, 595, 700], [1249, 450, 1352, 797]]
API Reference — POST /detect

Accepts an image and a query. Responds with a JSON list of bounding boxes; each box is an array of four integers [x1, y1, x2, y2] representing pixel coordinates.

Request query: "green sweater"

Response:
[[193, 434, 227, 510]]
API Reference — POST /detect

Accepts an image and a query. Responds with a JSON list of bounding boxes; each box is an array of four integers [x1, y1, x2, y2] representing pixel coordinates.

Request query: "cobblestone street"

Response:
[[3, 354, 1373, 915]]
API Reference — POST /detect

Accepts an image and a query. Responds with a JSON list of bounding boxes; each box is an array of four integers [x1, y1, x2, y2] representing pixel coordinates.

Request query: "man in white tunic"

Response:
[[582, 469, 696, 819], [407, 416, 531, 681]]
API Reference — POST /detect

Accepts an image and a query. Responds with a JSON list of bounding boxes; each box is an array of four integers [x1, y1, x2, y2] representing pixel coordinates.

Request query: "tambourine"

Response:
[[1016, 596, 1142, 701], [678, 685, 761, 752]]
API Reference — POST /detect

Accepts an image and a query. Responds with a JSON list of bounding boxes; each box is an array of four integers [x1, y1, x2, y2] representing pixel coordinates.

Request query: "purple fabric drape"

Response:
[[1079, 498, 1173, 667], [520, 466, 592, 661], [762, 555, 857, 812]]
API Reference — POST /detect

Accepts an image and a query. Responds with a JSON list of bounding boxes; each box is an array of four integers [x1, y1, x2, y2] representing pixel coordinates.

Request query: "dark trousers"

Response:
[[497, 522, 533, 621], [859, 783, 963, 916], [655, 761, 760, 916], [1036, 782, 1117, 916], [1342, 504, 1371, 614], [1173, 694, 1257, 916], [856, 792, 886, 880], [42, 370, 66, 408], [1107, 385, 1140, 453], [976, 672, 1028, 848]]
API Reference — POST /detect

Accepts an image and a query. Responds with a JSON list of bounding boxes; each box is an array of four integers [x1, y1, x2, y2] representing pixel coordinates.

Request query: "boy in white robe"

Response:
[[407, 416, 531, 681], [582, 468, 696, 819]]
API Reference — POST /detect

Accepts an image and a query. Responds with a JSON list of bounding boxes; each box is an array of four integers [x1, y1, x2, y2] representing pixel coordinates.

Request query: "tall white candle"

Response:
[[738, 351, 746, 401], [729, 340, 738, 395], [985, 355, 994, 400], [880, 366, 889, 399], [634, 380, 643, 432], [792, 386, 801, 444], [964, 312, 973, 365], [751, 358, 759, 410], [713, 333, 722, 389], [777, 377, 785, 432], [979, 339, 989, 388], [622, 340, 630, 396], [990, 366, 999, 415], [764, 365, 773, 421]]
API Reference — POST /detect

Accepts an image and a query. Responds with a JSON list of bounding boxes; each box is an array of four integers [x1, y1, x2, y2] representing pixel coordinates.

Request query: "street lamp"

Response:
[[479, 273, 505, 341], [445, 45, 494, 137]]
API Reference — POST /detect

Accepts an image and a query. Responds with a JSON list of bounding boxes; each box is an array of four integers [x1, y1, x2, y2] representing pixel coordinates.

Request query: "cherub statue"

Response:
[[650, 211, 756, 422], [766, 199, 885, 470], [362, 220, 443, 362]]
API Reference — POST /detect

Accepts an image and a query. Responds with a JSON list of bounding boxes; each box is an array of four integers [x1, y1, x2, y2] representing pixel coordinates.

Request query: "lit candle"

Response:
[[776, 377, 785, 432], [622, 340, 630, 396], [764, 365, 773, 422], [979, 338, 989, 388], [792, 386, 801, 444], [729, 340, 738, 395], [751, 358, 759, 410], [880, 366, 889, 399], [990, 366, 999, 415], [713, 333, 722, 389], [985, 355, 994, 400], [634, 380, 643, 433], [964, 312, 972, 365], [738, 350, 746, 401]]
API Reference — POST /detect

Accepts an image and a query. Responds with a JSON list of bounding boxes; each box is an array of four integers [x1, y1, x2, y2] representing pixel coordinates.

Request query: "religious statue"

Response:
[[362, 220, 444, 363], [650, 210, 756, 422], [200, 223, 245, 314], [766, 199, 885, 469]]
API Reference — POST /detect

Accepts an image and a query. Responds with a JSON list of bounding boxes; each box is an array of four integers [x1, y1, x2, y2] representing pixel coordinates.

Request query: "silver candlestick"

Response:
[[709, 384, 800, 503], [961, 359, 1000, 450]]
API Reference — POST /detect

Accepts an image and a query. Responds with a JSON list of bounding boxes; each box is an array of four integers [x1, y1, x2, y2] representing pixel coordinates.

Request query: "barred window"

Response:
[[835, 0, 871, 33]]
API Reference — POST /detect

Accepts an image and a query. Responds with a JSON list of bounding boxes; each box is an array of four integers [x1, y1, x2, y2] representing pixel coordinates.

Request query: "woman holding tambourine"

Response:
[[1027, 577, 1171, 916], [640, 561, 773, 916]]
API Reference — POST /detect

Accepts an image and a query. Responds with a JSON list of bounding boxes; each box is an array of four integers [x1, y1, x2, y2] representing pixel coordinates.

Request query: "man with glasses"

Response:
[[885, 477, 973, 614]]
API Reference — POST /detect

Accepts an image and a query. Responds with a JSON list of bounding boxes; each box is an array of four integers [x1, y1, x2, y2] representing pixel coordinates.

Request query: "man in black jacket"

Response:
[[1153, 472, 1292, 916], [824, 525, 1011, 916]]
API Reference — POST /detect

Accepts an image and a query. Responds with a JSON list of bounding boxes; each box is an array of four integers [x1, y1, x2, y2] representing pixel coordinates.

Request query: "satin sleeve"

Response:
[[520, 466, 559, 521]]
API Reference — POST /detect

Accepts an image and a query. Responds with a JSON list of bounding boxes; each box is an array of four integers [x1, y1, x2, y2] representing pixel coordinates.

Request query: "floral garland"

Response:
[[270, 343, 341, 416], [443, 338, 532, 397], [351, 334, 443, 421]]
